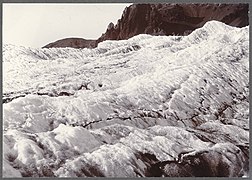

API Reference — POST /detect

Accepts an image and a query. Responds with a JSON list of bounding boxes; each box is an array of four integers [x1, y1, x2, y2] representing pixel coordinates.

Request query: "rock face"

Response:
[[97, 3, 248, 43], [43, 3, 249, 49], [3, 21, 249, 177]]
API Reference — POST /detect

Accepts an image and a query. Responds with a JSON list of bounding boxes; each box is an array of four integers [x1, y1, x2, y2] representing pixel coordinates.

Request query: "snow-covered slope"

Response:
[[3, 21, 249, 177]]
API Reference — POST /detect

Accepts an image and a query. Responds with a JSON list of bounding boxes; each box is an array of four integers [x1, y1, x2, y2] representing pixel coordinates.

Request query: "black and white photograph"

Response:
[[2, 2, 249, 177]]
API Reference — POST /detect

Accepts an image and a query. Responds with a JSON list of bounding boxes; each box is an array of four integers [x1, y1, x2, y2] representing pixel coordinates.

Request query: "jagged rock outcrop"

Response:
[[43, 3, 248, 49], [97, 3, 248, 44]]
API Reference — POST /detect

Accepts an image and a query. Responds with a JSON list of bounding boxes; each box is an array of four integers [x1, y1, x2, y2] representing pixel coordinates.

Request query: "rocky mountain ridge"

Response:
[[43, 38, 96, 49], [43, 3, 249, 49]]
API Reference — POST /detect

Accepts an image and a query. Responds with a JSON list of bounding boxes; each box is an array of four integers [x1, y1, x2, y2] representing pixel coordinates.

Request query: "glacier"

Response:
[[2, 21, 249, 177]]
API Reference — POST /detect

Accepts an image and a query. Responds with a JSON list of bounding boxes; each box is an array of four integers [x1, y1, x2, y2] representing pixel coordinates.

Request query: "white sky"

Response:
[[3, 3, 132, 48]]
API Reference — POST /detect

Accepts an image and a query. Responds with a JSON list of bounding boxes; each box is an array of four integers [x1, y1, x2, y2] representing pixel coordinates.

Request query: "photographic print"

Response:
[[2, 2, 249, 177]]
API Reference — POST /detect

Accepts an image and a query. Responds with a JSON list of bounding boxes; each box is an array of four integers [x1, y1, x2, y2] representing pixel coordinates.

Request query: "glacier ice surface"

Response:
[[3, 21, 249, 177]]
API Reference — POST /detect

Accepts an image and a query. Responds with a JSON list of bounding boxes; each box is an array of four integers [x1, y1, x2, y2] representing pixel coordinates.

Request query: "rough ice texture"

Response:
[[3, 21, 249, 177]]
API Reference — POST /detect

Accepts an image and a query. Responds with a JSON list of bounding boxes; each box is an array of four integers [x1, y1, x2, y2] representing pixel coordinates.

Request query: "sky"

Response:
[[3, 3, 132, 48]]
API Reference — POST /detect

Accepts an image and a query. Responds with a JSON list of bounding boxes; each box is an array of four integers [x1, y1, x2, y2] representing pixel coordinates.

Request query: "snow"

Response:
[[3, 21, 249, 177]]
